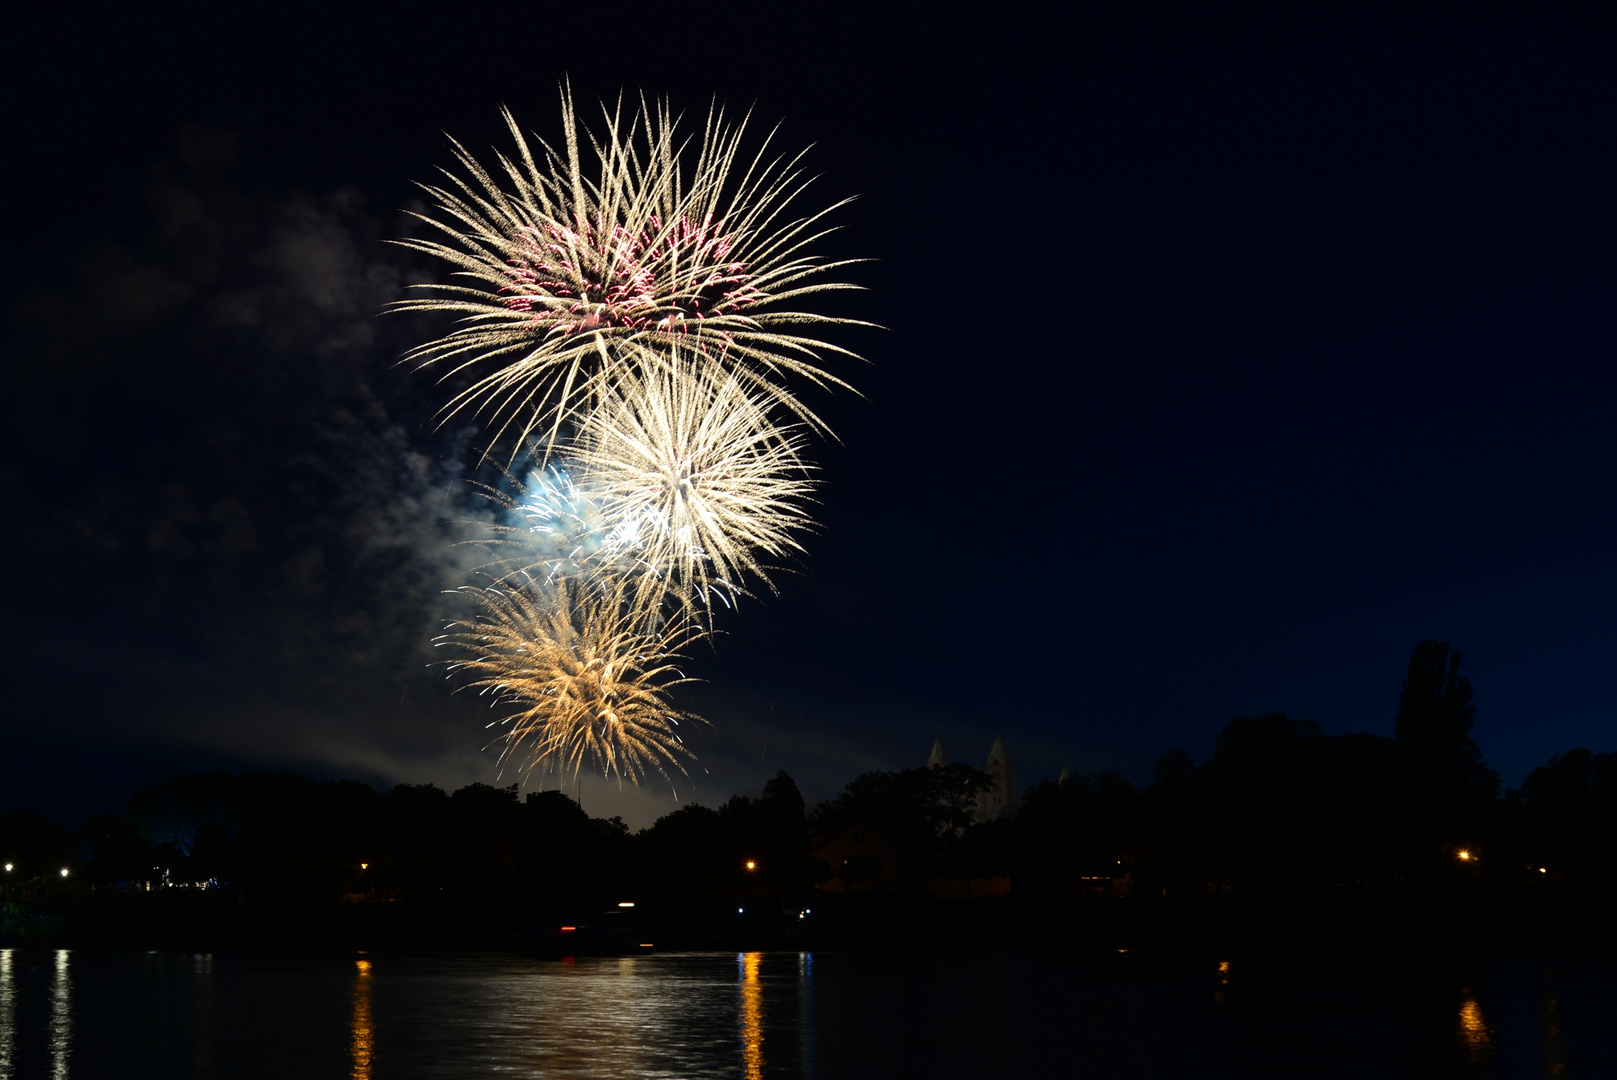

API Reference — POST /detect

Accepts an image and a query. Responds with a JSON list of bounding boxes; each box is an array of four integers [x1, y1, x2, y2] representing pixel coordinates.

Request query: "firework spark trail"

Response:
[[461, 347, 815, 624], [574, 348, 815, 616], [438, 576, 702, 786], [466, 465, 640, 583], [406, 90, 868, 786], [389, 89, 870, 457]]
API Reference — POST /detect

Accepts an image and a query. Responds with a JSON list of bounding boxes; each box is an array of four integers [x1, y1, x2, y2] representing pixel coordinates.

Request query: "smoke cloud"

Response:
[[1, 124, 920, 828]]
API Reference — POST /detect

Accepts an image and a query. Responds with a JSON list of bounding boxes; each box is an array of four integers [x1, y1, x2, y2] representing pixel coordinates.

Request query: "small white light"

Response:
[[618, 901, 635, 908], [59, 868, 69, 878], [737, 907, 744, 914], [3, 863, 11, 872]]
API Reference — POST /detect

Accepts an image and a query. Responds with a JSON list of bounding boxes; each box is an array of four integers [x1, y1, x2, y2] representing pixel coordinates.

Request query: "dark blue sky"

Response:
[[3, 5, 1614, 826]]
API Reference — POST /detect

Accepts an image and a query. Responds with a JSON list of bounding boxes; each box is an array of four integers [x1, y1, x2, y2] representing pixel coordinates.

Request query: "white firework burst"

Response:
[[573, 348, 816, 613]]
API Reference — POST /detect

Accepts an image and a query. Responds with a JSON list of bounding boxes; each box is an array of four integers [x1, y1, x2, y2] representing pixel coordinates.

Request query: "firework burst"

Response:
[[439, 577, 701, 786], [390, 89, 868, 456], [572, 349, 816, 613], [461, 463, 672, 627], [466, 466, 639, 582], [409, 89, 870, 788]]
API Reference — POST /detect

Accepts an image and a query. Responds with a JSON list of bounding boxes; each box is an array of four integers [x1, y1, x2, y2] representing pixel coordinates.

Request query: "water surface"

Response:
[[1, 947, 1612, 1077]]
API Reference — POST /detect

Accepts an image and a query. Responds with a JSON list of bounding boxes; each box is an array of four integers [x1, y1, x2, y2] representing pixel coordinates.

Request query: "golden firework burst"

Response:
[[439, 577, 701, 786]]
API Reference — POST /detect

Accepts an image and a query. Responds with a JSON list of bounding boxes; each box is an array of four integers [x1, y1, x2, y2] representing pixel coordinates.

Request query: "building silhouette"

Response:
[[977, 733, 1020, 821], [926, 734, 1019, 820]]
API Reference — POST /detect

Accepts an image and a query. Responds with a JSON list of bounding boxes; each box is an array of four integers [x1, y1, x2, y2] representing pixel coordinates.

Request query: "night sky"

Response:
[[4, 6, 1615, 828]]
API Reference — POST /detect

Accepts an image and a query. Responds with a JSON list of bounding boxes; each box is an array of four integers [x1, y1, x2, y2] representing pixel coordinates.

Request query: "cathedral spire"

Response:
[[977, 733, 1020, 821], [927, 733, 948, 769]]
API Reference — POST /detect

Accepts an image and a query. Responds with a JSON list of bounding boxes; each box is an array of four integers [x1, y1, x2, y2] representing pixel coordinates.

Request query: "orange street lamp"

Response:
[[1457, 850, 1473, 861], [745, 860, 757, 871]]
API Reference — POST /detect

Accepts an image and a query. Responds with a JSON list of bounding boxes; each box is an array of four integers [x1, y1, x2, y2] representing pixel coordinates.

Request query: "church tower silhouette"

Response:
[[923, 733, 1019, 819], [977, 733, 1019, 821]]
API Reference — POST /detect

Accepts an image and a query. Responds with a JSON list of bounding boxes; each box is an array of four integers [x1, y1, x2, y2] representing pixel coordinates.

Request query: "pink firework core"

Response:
[[501, 213, 765, 339]]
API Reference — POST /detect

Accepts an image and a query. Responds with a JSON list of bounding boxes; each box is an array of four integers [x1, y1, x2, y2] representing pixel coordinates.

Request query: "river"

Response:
[[0, 947, 1612, 1077]]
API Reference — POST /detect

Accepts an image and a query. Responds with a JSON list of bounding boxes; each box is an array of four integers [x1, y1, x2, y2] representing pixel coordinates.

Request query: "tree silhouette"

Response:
[[1018, 771, 1138, 891], [1393, 641, 1499, 863], [809, 765, 990, 880], [1513, 748, 1617, 885]]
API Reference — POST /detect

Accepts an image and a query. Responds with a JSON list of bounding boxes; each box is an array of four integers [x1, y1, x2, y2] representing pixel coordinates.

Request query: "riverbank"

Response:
[[6, 886, 1615, 956]]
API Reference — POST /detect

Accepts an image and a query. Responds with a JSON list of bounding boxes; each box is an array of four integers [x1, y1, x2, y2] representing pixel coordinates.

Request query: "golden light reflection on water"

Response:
[[1542, 992, 1565, 1076], [350, 958, 374, 1080], [1457, 990, 1492, 1064], [740, 952, 765, 1080]]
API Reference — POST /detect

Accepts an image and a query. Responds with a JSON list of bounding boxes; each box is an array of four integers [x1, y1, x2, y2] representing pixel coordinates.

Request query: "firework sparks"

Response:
[[410, 89, 871, 786], [439, 577, 701, 786], [390, 89, 869, 456], [462, 463, 670, 623], [573, 349, 816, 613], [468, 465, 635, 581]]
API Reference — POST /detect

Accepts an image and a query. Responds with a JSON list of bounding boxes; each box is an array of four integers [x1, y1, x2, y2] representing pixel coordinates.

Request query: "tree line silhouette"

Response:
[[3, 642, 1614, 933]]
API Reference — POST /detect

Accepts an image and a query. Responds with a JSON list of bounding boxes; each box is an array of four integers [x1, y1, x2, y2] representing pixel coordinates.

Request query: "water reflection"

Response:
[[739, 952, 765, 1079], [0, 949, 14, 1080], [192, 953, 214, 1079], [351, 957, 374, 1080], [49, 950, 70, 1080], [1542, 992, 1565, 1077], [799, 952, 815, 1079], [1457, 988, 1492, 1064], [8, 948, 1616, 1076]]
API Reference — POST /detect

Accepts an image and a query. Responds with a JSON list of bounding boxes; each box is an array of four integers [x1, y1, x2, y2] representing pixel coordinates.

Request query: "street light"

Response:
[[1457, 850, 1472, 861], [59, 868, 69, 878], [745, 860, 757, 871], [3, 863, 11, 872]]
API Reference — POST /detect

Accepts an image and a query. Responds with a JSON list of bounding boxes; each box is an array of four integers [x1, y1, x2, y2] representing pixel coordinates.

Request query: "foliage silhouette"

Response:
[[8, 638, 1615, 942]]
